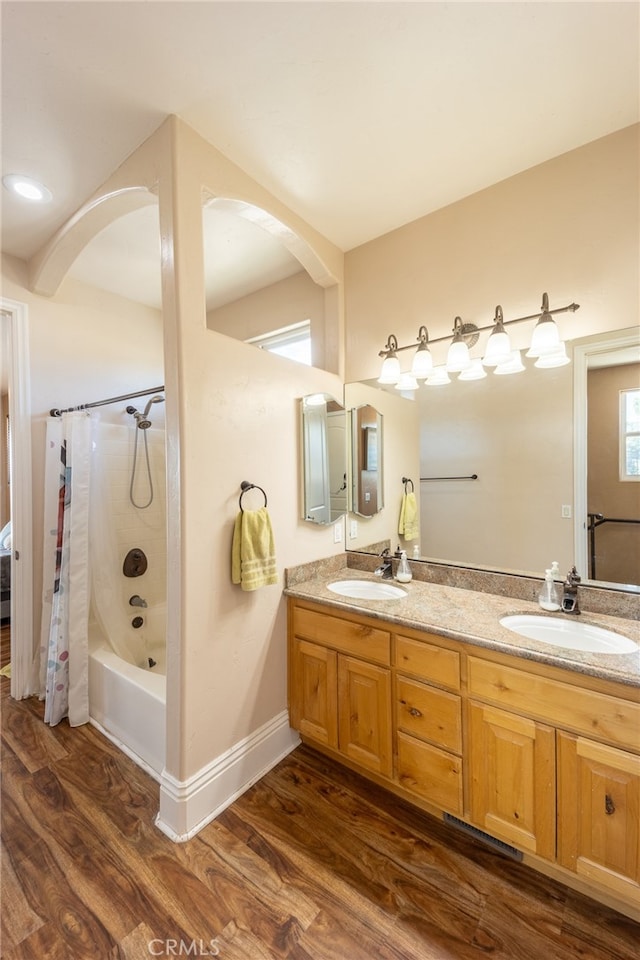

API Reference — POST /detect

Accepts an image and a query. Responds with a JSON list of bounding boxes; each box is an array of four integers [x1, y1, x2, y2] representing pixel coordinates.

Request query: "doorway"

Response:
[[0, 299, 34, 699]]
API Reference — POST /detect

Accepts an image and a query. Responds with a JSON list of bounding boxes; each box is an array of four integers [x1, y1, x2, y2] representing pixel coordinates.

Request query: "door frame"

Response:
[[573, 327, 640, 583], [1, 297, 34, 698]]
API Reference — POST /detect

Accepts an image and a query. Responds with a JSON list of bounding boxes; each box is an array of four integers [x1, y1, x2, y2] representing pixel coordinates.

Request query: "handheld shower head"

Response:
[[143, 395, 165, 418], [127, 395, 164, 429]]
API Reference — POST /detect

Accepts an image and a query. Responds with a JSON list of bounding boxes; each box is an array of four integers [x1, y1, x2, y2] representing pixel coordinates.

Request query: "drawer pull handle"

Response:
[[409, 707, 423, 718], [605, 794, 615, 815]]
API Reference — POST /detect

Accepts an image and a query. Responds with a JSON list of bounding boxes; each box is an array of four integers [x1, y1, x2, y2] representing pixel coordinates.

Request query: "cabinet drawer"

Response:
[[396, 676, 462, 753], [396, 731, 463, 814], [292, 605, 390, 665], [395, 635, 460, 691], [468, 658, 640, 753]]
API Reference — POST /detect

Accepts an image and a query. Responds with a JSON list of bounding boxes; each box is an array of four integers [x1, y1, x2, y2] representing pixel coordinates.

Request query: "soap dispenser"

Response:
[[396, 550, 412, 583], [538, 562, 560, 612]]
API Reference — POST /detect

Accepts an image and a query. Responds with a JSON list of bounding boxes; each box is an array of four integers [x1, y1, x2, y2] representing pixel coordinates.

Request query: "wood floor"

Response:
[[2, 646, 639, 959]]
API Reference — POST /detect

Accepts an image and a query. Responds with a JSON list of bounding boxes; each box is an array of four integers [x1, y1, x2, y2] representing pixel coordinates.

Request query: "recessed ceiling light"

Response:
[[3, 173, 53, 203]]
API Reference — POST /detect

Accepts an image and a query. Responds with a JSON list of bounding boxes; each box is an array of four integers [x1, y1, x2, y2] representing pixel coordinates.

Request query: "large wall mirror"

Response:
[[301, 394, 347, 524], [347, 326, 639, 591]]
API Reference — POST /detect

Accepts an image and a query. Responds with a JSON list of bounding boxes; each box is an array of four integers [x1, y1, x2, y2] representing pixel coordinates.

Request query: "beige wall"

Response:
[[588, 363, 640, 584], [345, 124, 640, 383], [207, 270, 327, 367]]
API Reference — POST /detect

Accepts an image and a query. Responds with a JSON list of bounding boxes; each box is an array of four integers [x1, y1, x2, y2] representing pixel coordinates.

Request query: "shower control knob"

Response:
[[131, 616, 144, 629], [123, 547, 148, 577]]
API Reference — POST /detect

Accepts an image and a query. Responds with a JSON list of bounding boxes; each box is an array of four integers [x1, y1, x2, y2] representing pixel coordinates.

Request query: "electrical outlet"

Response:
[[350, 519, 358, 539], [333, 522, 343, 543], [561, 504, 572, 519]]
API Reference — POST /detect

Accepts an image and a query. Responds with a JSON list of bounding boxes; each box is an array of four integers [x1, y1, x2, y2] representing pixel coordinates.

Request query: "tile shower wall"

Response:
[[98, 423, 167, 609]]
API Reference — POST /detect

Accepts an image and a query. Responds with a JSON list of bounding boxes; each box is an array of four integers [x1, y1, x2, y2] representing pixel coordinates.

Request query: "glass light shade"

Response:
[[482, 329, 512, 367], [446, 338, 471, 372], [534, 342, 570, 368], [395, 372, 419, 391], [494, 350, 525, 375], [458, 358, 487, 381], [411, 345, 433, 379], [526, 316, 561, 357], [378, 354, 401, 384], [425, 365, 451, 386]]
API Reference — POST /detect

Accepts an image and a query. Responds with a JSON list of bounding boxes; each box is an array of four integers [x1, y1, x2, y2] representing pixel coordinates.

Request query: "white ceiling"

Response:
[[2, 1, 639, 308]]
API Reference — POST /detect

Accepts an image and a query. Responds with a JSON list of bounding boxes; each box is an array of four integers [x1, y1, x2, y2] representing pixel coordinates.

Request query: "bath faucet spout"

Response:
[[374, 548, 394, 580], [129, 594, 148, 608], [561, 566, 581, 615]]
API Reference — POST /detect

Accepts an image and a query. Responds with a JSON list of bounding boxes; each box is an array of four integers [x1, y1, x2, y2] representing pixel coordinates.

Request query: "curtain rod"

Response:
[[50, 385, 165, 418]]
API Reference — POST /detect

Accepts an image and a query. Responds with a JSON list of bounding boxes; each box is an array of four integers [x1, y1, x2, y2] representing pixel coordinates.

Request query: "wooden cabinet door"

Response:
[[469, 701, 555, 860], [558, 732, 640, 901], [338, 656, 392, 777], [290, 638, 338, 749]]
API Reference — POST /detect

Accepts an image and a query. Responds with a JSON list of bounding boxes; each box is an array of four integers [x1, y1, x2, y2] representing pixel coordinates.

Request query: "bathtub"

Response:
[[88, 616, 166, 779]]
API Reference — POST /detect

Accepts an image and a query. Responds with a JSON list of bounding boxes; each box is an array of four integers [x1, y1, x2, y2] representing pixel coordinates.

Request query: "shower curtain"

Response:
[[38, 411, 91, 726]]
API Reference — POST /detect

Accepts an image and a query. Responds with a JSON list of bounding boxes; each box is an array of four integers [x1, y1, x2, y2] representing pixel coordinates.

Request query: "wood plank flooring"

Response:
[[2, 670, 639, 959]]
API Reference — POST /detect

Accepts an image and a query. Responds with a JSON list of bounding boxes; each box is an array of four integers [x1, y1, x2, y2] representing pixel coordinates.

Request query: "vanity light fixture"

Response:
[[482, 306, 512, 367], [446, 317, 472, 372], [376, 293, 579, 389], [526, 292, 561, 358], [3, 173, 52, 202], [410, 326, 433, 379], [494, 349, 526, 375], [377, 334, 401, 384]]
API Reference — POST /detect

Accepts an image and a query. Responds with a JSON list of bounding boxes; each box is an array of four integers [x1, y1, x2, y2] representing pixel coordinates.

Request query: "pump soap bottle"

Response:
[[538, 561, 560, 611], [396, 550, 412, 583]]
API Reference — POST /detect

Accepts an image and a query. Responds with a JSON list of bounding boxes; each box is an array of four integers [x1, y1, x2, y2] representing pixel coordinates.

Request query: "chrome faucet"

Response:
[[561, 567, 581, 614], [374, 548, 394, 580], [129, 594, 148, 608]]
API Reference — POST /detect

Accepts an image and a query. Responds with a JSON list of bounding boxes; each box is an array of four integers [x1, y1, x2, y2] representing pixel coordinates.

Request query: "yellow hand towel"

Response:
[[232, 507, 278, 591], [398, 491, 419, 541]]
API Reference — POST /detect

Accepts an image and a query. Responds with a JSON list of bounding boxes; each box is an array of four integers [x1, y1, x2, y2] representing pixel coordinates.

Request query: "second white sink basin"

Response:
[[500, 615, 637, 655], [328, 580, 408, 600]]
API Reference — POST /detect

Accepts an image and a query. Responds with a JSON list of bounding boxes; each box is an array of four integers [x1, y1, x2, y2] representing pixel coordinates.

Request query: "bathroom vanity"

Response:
[[286, 566, 640, 920]]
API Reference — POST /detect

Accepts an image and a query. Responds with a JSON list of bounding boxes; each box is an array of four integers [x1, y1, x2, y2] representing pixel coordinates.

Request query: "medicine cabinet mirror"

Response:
[[301, 394, 347, 525], [351, 404, 384, 518]]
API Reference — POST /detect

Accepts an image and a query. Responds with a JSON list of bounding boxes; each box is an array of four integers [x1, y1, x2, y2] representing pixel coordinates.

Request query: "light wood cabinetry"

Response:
[[468, 701, 555, 859], [394, 633, 463, 813], [289, 603, 392, 777], [287, 596, 640, 918], [558, 732, 640, 900]]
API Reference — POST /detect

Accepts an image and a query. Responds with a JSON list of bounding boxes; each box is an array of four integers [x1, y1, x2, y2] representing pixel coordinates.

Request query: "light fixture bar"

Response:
[[377, 298, 580, 359]]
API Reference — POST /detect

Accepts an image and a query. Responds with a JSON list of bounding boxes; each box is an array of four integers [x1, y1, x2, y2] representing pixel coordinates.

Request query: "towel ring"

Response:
[[239, 481, 268, 512], [402, 476, 414, 493]]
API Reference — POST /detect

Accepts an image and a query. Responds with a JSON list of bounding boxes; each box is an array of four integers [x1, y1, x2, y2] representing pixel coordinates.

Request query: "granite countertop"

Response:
[[285, 567, 640, 689]]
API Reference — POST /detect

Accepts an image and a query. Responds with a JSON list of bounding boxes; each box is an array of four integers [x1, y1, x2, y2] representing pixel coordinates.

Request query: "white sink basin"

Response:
[[500, 615, 637, 655], [327, 580, 408, 600]]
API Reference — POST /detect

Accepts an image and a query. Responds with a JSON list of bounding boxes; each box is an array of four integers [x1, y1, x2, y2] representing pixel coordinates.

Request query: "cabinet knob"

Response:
[[605, 794, 615, 815], [409, 707, 423, 718]]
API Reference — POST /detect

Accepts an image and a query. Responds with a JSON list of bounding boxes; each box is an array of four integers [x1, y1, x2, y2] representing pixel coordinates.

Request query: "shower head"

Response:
[[142, 395, 165, 418], [127, 395, 164, 430]]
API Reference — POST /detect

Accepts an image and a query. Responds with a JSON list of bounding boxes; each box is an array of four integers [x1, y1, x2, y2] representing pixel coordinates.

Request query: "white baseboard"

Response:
[[155, 710, 300, 842]]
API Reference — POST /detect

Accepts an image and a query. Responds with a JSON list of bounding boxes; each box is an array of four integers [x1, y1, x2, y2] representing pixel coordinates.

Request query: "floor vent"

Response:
[[443, 814, 524, 861]]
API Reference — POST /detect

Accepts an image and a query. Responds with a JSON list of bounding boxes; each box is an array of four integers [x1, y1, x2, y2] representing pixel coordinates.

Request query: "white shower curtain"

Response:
[[38, 411, 91, 726]]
